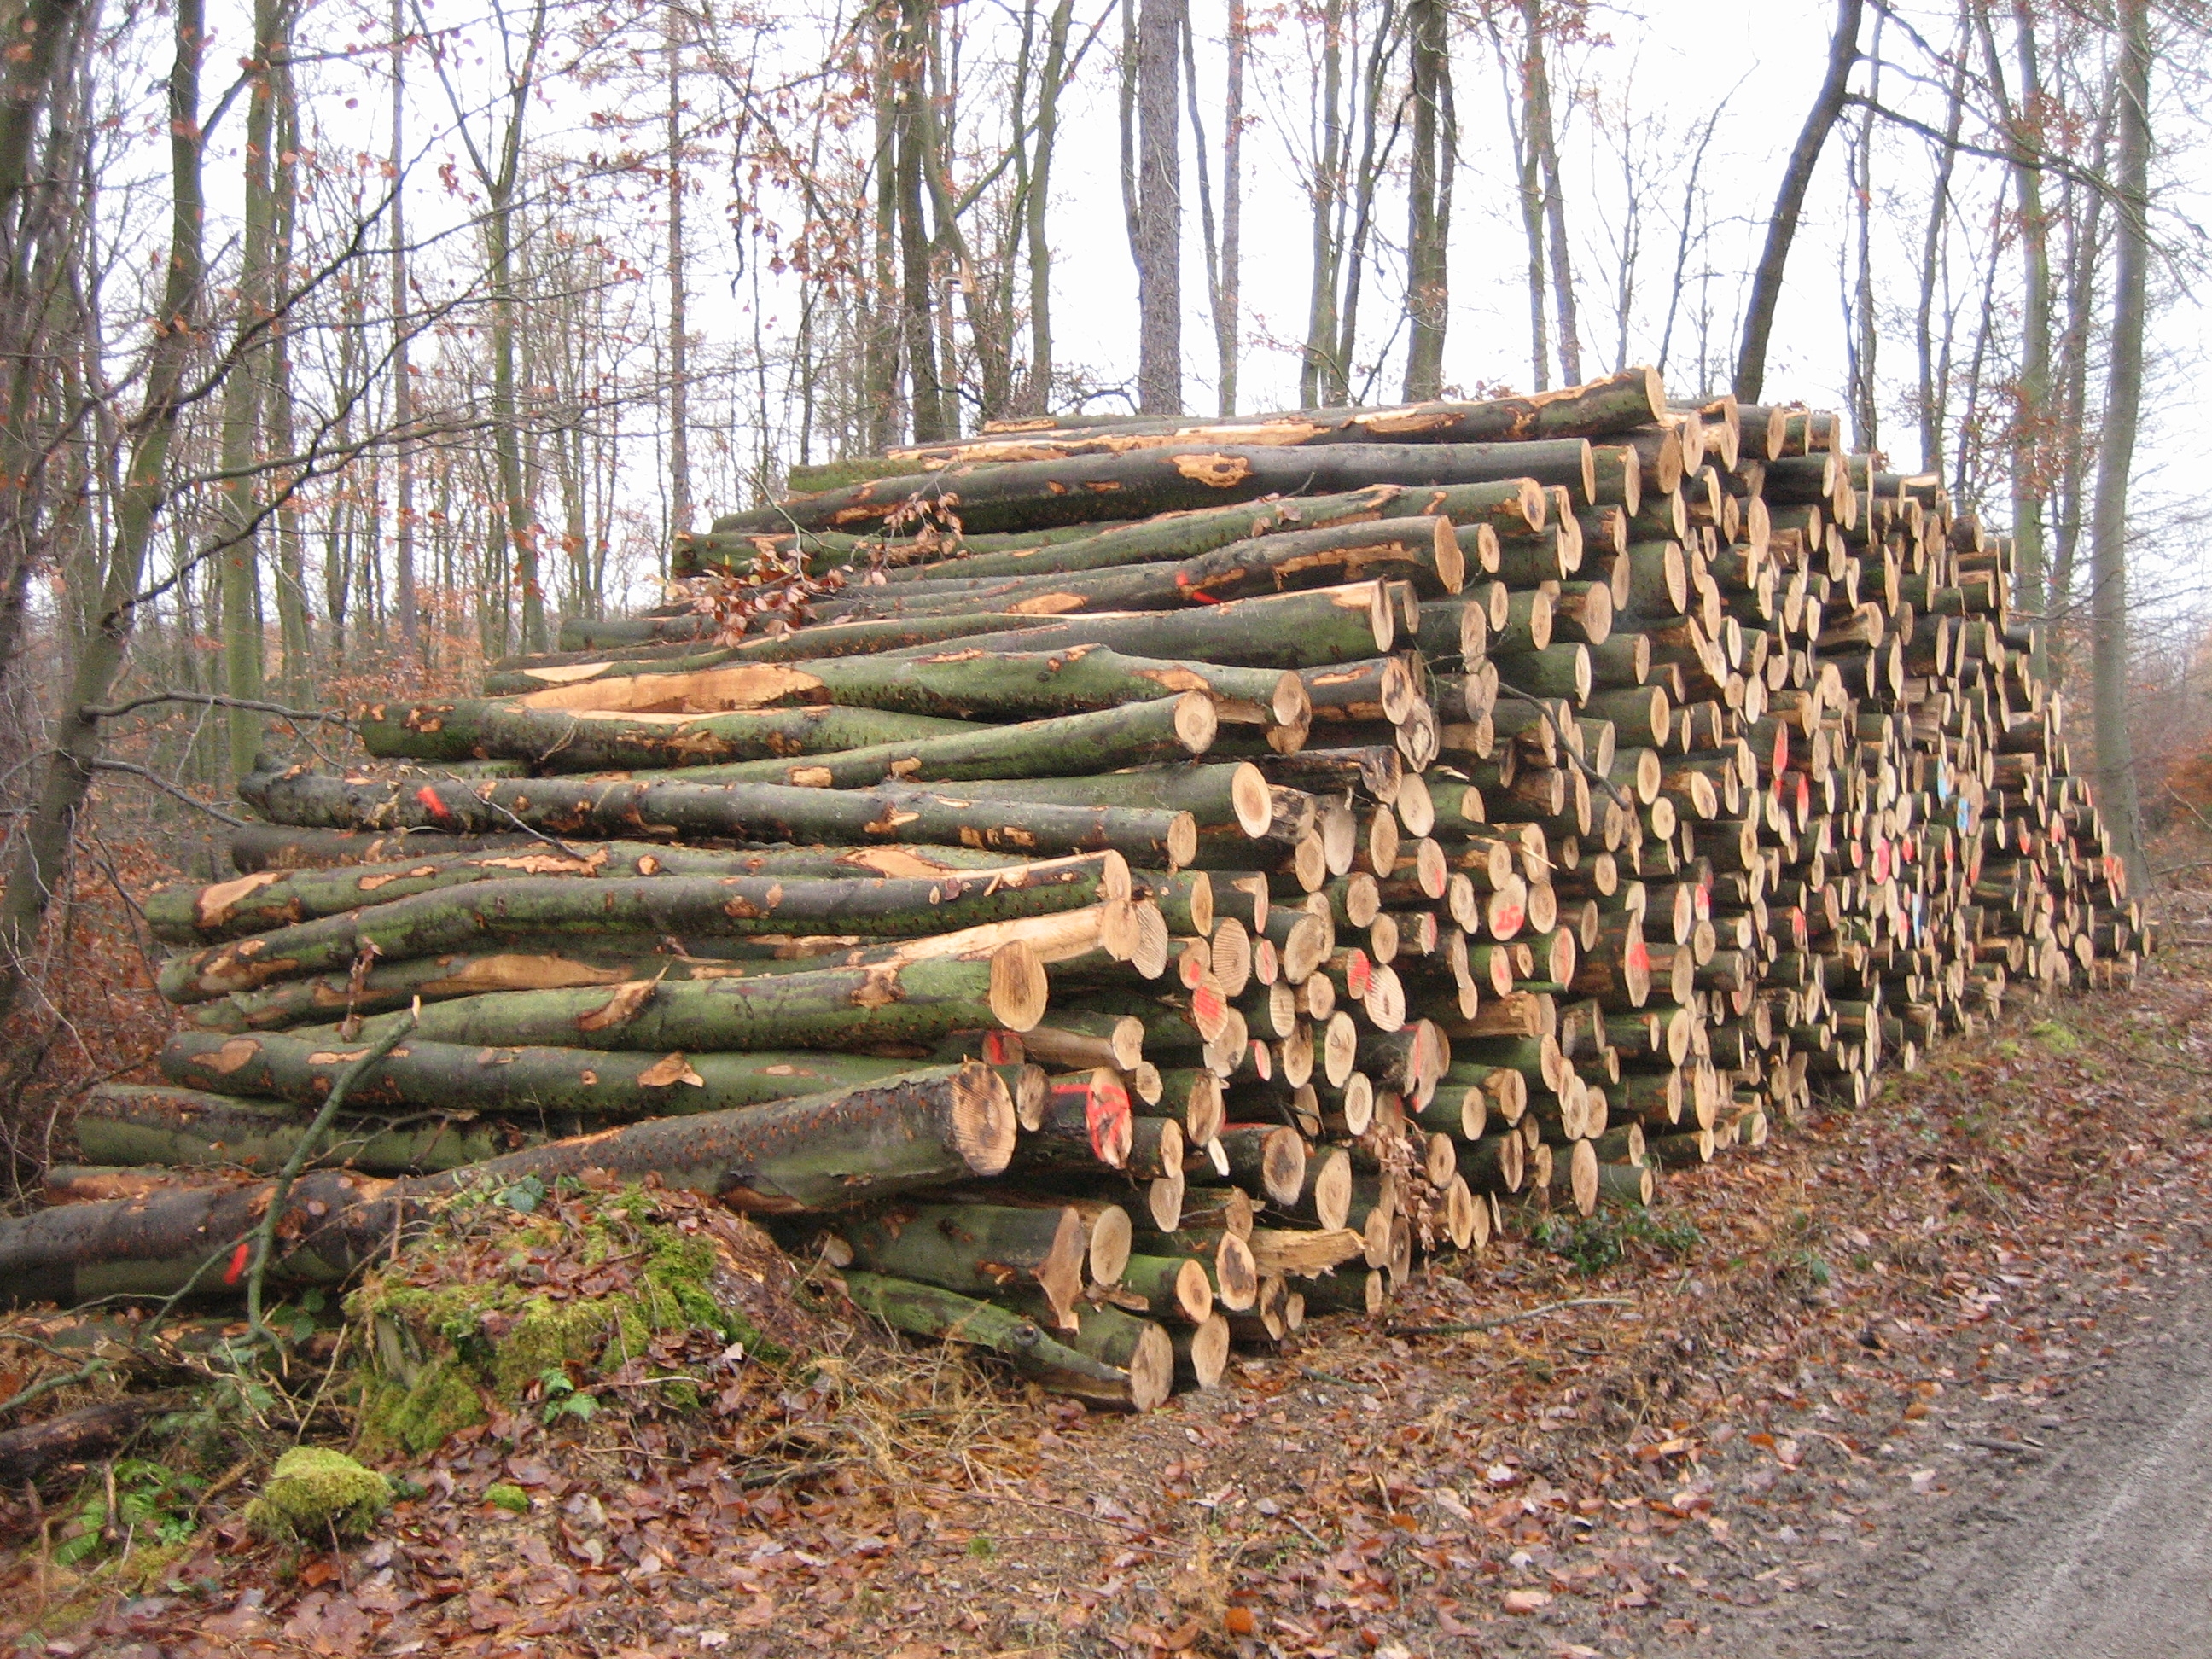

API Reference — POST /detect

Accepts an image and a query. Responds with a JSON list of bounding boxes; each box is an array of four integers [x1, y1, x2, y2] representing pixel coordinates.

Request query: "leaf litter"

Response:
[[5, 952, 2212, 1657]]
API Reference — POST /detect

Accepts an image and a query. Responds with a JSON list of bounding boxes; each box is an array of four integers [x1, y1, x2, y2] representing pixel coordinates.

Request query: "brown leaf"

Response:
[[577, 979, 655, 1033], [638, 1052, 705, 1088]]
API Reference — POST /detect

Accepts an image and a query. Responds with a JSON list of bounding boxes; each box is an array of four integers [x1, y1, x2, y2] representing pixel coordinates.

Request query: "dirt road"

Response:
[[1673, 1238, 2212, 1659]]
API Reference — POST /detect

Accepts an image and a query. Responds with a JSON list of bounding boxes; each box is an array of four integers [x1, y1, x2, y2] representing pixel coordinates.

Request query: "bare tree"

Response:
[[1134, 0, 1184, 411], [1736, 0, 1862, 402], [1401, 0, 1451, 399], [0, 0, 206, 1022], [2090, 0, 2149, 886]]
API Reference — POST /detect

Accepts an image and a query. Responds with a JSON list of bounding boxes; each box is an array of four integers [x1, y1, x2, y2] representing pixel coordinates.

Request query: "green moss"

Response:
[[784, 457, 916, 495], [357, 1358, 487, 1460], [346, 1184, 783, 1457], [244, 1448, 392, 1544], [487, 1297, 614, 1400], [483, 1483, 531, 1515]]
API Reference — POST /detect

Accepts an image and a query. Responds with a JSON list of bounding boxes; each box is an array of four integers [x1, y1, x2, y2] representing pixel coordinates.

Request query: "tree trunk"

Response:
[[1402, 0, 1448, 400], [1218, 0, 1244, 414], [839, 1271, 1168, 1409], [833, 1201, 1092, 1324], [74, 1082, 556, 1173], [1734, 0, 1862, 402], [499, 644, 1303, 727], [356, 697, 969, 771], [0, 0, 204, 1025], [680, 693, 1220, 790], [1522, 0, 1579, 387], [1134, 0, 1182, 412], [218, 0, 283, 783], [390, 0, 416, 646], [1301, 0, 1346, 408], [665, 0, 689, 537], [2089, 0, 2148, 889], [1024, 0, 1074, 414]]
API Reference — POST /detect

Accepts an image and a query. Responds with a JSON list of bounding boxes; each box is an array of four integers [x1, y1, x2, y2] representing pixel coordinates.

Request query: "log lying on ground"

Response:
[[3, 1063, 1016, 1303]]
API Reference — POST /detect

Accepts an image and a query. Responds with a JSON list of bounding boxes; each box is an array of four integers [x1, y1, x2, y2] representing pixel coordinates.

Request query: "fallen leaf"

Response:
[[638, 1052, 705, 1088]]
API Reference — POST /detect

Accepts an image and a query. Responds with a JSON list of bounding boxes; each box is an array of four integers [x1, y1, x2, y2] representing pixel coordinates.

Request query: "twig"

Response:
[[244, 1009, 419, 1341], [1388, 1295, 1637, 1338], [86, 761, 248, 828], [0, 1359, 114, 1421], [79, 691, 352, 725]]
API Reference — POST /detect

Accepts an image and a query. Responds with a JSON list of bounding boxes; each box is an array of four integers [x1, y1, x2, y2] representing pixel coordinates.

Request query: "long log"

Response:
[[158, 1027, 934, 1121], [713, 440, 1598, 537], [73, 1082, 566, 1173], [182, 905, 1132, 1033], [838, 1271, 1169, 1411], [237, 765, 1200, 869], [2, 1062, 1018, 1304], [168, 949, 1048, 1064], [162, 838, 1039, 943], [356, 699, 971, 771], [871, 369, 1662, 463], [494, 644, 1308, 728], [807, 515, 1466, 619], [159, 859, 1118, 1001], [662, 694, 1222, 789]]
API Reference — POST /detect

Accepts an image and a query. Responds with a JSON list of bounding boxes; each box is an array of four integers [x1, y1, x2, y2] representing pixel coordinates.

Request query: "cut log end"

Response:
[[1173, 692, 1220, 756], [1089, 1203, 1133, 1286], [1176, 1312, 1231, 1388], [952, 1061, 1020, 1176], [989, 941, 1050, 1032], [1132, 1318, 1185, 1406], [1230, 763, 1274, 839]]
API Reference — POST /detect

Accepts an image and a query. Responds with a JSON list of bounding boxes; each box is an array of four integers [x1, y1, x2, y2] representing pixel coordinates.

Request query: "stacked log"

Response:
[[9, 368, 2143, 1413]]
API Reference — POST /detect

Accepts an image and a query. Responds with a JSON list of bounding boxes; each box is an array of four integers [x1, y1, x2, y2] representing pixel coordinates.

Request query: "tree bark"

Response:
[[839, 1270, 1168, 1409], [1733, 0, 1861, 402], [1402, 0, 1449, 400], [356, 698, 969, 772], [1134, 0, 1183, 411], [716, 439, 1595, 537], [0, 1063, 1016, 1305], [185, 837, 1030, 932], [2090, 0, 2148, 889], [73, 1082, 568, 1173], [494, 645, 1303, 727], [0, 0, 204, 1025], [160, 861, 1115, 1000], [659, 693, 1220, 790], [236, 763, 1201, 867]]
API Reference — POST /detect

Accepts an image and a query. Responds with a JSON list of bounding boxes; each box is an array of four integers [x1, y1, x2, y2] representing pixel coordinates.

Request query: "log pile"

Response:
[[8, 368, 2145, 1415]]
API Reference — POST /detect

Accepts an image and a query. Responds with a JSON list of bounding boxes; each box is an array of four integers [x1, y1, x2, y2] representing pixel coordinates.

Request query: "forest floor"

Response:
[[9, 940, 2212, 1658]]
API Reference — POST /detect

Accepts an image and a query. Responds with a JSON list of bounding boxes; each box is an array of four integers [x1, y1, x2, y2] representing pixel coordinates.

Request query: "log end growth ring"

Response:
[[951, 1059, 1020, 1177]]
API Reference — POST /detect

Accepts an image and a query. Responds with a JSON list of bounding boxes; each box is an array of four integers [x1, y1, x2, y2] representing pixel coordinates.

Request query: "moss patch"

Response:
[[244, 1448, 393, 1543], [349, 1177, 823, 1459]]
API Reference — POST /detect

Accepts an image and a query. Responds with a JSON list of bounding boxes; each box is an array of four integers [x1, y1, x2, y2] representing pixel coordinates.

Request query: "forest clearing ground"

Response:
[[13, 946, 2212, 1659]]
